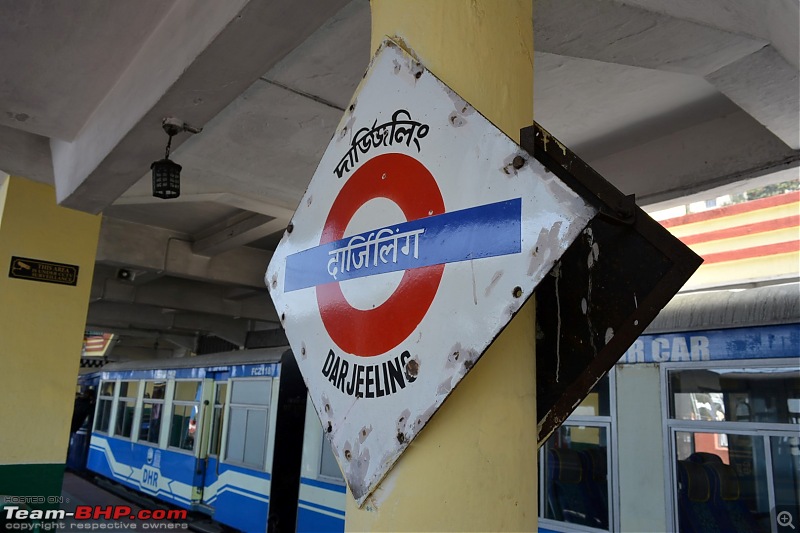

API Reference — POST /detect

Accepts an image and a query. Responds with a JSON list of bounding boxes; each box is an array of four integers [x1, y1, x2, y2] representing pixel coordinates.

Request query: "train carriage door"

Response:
[[198, 372, 229, 512], [267, 350, 307, 532]]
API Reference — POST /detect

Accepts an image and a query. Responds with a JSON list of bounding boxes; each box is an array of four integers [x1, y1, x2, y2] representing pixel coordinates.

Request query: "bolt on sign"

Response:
[[266, 39, 599, 505]]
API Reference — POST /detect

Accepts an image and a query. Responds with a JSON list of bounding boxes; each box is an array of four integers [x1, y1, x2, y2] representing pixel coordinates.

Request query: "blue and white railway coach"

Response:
[[84, 347, 346, 532]]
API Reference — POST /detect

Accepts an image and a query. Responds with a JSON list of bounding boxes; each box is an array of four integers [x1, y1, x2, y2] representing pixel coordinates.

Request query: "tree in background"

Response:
[[731, 180, 800, 204]]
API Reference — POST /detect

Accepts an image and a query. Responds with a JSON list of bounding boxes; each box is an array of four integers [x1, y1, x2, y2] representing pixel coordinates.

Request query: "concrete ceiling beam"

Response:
[[192, 211, 287, 256], [706, 46, 800, 150], [87, 301, 250, 346], [96, 217, 272, 289], [107, 345, 188, 361], [90, 273, 277, 322], [113, 192, 297, 219], [619, 0, 799, 70], [100, 329, 197, 351], [52, 0, 352, 214], [0, 126, 53, 184], [165, 239, 271, 289], [534, 0, 766, 76], [591, 109, 800, 207]]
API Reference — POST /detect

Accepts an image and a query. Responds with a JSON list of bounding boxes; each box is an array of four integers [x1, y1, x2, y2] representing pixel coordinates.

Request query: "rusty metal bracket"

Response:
[[521, 122, 703, 443], [521, 124, 636, 225]]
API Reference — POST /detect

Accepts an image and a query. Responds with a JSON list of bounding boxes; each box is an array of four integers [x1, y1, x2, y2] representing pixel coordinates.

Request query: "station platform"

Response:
[[59, 472, 189, 531]]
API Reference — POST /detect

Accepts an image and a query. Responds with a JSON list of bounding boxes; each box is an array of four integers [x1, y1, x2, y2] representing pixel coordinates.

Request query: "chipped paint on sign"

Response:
[[266, 39, 597, 505]]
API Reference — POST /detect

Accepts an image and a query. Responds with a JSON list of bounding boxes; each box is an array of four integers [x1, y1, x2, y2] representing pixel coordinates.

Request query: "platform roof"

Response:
[[0, 0, 797, 359]]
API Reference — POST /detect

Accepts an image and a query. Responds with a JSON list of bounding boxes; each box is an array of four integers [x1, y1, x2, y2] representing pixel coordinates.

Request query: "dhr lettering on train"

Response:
[[623, 336, 710, 363], [321, 349, 415, 398], [142, 466, 159, 488]]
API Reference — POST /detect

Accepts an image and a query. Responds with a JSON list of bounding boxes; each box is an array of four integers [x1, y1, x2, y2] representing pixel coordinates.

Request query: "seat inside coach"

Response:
[[546, 446, 608, 529], [676, 452, 764, 533]]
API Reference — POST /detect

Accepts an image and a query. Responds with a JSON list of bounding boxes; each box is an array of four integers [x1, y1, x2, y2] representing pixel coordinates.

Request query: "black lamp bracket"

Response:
[[161, 117, 203, 137], [161, 117, 202, 159]]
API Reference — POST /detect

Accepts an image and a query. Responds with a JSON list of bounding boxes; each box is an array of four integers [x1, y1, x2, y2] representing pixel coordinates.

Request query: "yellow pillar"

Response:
[[346, 2, 536, 531], [0, 176, 101, 507]]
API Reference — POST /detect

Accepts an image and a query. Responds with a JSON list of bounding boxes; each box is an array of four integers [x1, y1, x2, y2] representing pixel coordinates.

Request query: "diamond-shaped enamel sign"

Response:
[[266, 40, 597, 504]]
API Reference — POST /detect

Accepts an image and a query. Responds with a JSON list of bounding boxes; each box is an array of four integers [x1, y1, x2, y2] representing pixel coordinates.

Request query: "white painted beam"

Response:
[[535, 0, 766, 76], [0, 125, 53, 184], [619, 0, 799, 70], [590, 109, 800, 206], [192, 212, 287, 256], [52, 0, 352, 214], [707, 46, 800, 149], [87, 301, 250, 346], [96, 217, 272, 288], [106, 346, 181, 361], [113, 192, 296, 218], [90, 273, 278, 322]]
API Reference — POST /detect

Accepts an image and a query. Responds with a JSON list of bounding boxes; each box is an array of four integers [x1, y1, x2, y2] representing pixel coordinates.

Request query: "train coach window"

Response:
[[771, 435, 800, 528], [670, 367, 800, 424], [225, 379, 272, 469], [209, 383, 227, 456], [542, 425, 611, 530], [674, 432, 771, 532], [319, 435, 343, 481], [539, 373, 614, 532], [94, 381, 115, 434], [140, 381, 166, 445], [169, 381, 201, 451], [667, 364, 800, 533], [115, 381, 139, 439]]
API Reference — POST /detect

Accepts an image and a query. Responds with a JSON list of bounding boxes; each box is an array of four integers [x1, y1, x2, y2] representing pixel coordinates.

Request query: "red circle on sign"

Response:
[[317, 153, 445, 357]]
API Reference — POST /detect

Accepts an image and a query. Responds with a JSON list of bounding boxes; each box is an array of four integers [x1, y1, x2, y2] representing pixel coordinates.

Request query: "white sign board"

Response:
[[266, 39, 597, 505]]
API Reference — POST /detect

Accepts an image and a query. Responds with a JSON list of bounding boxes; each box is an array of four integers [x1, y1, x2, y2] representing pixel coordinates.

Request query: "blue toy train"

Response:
[[68, 347, 346, 532]]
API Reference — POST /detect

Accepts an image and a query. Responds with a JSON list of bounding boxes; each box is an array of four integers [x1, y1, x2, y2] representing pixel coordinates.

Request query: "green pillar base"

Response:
[[0, 463, 64, 511]]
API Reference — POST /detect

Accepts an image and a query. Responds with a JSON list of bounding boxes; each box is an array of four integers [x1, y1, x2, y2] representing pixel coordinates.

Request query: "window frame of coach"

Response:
[[661, 358, 800, 533], [318, 433, 346, 484], [538, 369, 619, 533], [221, 377, 273, 471]]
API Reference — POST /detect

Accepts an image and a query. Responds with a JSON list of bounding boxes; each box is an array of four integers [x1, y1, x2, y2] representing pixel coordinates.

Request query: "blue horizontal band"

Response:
[[285, 198, 522, 292]]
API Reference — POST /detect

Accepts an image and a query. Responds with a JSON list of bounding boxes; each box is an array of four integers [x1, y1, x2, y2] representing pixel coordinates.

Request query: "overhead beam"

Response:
[[52, 0, 353, 213], [0, 125, 53, 185], [87, 301, 251, 346], [534, 0, 766, 76], [707, 46, 800, 149], [592, 109, 800, 207], [96, 217, 273, 289], [90, 270, 279, 322], [96, 328, 198, 352], [107, 345, 187, 361], [113, 191, 297, 219], [618, 0, 799, 70], [193, 212, 288, 256]]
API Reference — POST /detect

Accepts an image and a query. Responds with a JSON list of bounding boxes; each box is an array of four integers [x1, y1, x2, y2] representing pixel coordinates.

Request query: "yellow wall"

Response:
[[347, 1, 536, 531], [0, 176, 101, 465]]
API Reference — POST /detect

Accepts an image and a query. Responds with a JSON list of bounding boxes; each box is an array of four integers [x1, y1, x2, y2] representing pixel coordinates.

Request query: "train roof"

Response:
[[100, 346, 291, 373], [645, 282, 799, 334]]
